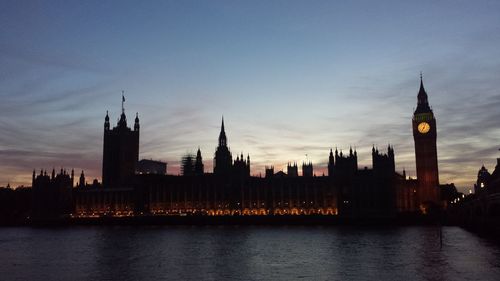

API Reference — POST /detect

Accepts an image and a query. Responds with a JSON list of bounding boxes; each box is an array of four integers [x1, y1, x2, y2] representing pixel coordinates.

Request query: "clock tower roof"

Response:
[[414, 75, 432, 114]]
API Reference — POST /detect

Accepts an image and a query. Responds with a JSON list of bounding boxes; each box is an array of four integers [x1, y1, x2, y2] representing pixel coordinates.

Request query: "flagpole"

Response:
[[121, 90, 125, 114]]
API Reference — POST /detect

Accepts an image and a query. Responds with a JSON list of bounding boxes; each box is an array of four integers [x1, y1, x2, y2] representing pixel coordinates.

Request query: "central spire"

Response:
[[218, 116, 227, 147]]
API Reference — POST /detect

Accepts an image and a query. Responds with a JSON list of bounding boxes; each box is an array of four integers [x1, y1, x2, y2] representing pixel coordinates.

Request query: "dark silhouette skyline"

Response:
[[19, 78, 437, 219], [1, 2, 500, 192], [12, 77, 497, 222]]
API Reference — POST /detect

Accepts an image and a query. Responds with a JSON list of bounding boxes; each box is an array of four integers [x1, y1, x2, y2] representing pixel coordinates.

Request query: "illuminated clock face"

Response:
[[418, 122, 430, 134]]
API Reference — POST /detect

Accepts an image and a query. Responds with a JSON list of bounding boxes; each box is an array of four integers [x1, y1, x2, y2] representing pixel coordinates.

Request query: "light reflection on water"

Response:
[[0, 226, 499, 281]]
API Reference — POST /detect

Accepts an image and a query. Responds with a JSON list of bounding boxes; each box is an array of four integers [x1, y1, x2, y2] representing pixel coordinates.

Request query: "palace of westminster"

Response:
[[29, 78, 451, 219]]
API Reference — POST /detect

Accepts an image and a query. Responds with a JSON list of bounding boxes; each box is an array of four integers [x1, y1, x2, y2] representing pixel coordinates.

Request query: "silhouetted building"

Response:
[[0, 186, 32, 223], [102, 96, 139, 188], [70, 117, 418, 218], [328, 149, 335, 177], [265, 166, 274, 178], [492, 158, 500, 180], [474, 165, 491, 194], [333, 148, 358, 181], [446, 156, 500, 221], [396, 174, 418, 213], [77, 170, 85, 187], [331, 147, 358, 214], [469, 159, 500, 196], [41, 77, 450, 218], [32, 169, 73, 218], [137, 159, 167, 175], [357, 146, 396, 216], [373, 145, 395, 176], [233, 153, 250, 178], [440, 183, 461, 206], [412, 76, 440, 212]]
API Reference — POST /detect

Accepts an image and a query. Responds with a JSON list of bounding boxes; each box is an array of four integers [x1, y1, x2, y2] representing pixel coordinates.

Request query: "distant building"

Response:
[[137, 159, 167, 175]]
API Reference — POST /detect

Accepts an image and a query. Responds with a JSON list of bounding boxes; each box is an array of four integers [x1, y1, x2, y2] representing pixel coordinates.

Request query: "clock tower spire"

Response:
[[412, 75, 440, 213]]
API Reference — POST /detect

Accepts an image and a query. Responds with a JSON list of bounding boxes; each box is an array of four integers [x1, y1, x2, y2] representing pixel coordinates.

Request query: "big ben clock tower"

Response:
[[412, 75, 440, 212]]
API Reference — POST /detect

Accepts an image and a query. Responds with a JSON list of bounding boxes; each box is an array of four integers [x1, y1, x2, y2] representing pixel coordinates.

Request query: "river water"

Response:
[[0, 226, 499, 281]]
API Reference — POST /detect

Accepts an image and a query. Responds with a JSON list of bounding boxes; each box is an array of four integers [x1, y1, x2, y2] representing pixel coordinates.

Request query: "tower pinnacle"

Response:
[[134, 112, 140, 131], [104, 110, 110, 131], [118, 93, 127, 127]]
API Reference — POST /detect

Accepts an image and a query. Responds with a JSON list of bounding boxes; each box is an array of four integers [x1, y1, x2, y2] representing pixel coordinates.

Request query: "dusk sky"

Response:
[[1, 0, 500, 192]]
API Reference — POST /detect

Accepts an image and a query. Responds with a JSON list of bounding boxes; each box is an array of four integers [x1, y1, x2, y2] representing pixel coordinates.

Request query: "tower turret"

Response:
[[134, 112, 140, 131], [475, 165, 491, 194], [104, 111, 110, 131], [195, 148, 204, 176], [79, 170, 85, 187], [247, 154, 251, 175], [117, 92, 127, 128], [388, 144, 394, 158], [328, 148, 335, 177], [117, 112, 127, 128]]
